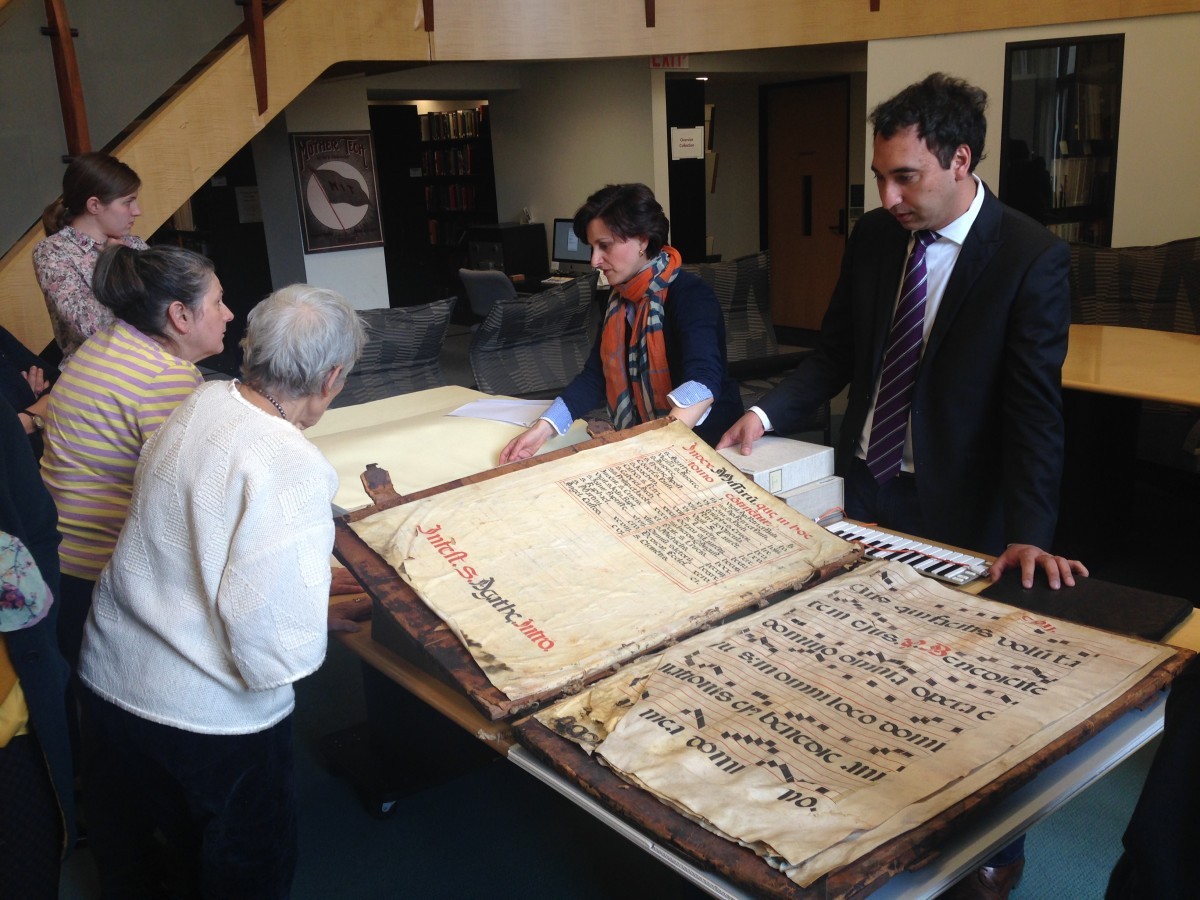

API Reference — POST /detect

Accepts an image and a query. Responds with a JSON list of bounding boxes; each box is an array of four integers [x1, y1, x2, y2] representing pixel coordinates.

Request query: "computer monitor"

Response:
[[551, 218, 592, 271]]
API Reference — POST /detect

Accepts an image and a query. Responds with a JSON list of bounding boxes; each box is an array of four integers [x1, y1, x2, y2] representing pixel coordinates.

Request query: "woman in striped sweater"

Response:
[[41, 244, 233, 672]]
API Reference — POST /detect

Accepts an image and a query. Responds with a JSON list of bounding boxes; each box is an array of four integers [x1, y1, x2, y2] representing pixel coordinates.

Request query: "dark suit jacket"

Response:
[[759, 186, 1070, 555], [1106, 657, 1200, 899]]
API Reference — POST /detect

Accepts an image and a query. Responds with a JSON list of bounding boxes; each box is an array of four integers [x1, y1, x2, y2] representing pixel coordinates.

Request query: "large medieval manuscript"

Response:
[[534, 559, 1174, 886], [351, 421, 859, 701]]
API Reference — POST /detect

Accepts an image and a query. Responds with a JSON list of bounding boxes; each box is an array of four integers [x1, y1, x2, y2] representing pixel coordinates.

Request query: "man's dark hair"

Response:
[[870, 73, 988, 172]]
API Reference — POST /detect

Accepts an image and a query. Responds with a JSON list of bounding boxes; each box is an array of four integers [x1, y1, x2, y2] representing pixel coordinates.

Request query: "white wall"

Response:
[[253, 66, 520, 310], [282, 81, 389, 310], [258, 50, 875, 295], [488, 58, 659, 231], [867, 13, 1200, 246], [261, 61, 646, 303]]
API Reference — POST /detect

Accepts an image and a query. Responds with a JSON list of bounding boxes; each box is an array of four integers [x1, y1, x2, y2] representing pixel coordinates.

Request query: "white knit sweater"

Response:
[[80, 381, 337, 735]]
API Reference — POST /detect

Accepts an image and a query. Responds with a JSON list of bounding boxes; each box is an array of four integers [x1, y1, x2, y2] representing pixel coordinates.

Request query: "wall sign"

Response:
[[290, 131, 384, 253], [650, 55, 689, 69], [670, 126, 705, 160]]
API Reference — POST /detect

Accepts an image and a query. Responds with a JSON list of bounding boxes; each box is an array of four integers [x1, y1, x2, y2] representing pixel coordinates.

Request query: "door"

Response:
[[666, 78, 706, 263], [764, 79, 849, 330]]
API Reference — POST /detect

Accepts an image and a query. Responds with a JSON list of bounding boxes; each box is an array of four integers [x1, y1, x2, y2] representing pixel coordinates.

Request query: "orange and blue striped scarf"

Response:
[[600, 245, 681, 430]]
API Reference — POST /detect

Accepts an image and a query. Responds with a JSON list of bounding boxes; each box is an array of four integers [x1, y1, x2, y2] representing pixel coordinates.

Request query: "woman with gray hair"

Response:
[[76, 284, 365, 898]]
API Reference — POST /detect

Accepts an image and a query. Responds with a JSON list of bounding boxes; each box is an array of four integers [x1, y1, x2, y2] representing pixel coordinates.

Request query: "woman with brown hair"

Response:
[[500, 183, 741, 463], [32, 152, 146, 360]]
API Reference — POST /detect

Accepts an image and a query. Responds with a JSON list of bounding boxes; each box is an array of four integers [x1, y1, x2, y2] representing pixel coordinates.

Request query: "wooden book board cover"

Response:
[[331, 421, 1195, 896], [980, 570, 1193, 642], [513, 647, 1193, 899], [333, 420, 859, 721]]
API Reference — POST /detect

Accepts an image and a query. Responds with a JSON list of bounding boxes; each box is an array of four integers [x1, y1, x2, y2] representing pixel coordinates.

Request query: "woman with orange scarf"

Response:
[[500, 183, 741, 464]]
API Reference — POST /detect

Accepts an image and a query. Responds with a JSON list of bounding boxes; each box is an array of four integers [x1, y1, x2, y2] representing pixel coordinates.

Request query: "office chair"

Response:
[[459, 268, 518, 319]]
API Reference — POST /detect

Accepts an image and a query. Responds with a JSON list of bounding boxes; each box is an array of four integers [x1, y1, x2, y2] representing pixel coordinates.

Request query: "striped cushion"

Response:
[[1070, 237, 1200, 471], [681, 251, 779, 362], [331, 297, 455, 408], [470, 273, 599, 397], [1070, 237, 1200, 334]]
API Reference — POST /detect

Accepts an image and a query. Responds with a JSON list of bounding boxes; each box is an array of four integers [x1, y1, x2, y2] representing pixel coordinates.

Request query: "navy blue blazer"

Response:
[[559, 269, 743, 445], [759, 186, 1070, 554]]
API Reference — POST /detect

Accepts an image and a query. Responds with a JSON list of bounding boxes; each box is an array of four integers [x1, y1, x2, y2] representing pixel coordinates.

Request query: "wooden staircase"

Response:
[[0, 0, 430, 349]]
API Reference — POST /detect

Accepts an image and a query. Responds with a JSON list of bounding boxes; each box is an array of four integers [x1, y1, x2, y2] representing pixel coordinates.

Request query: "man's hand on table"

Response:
[[715, 411, 766, 456], [988, 544, 1089, 590]]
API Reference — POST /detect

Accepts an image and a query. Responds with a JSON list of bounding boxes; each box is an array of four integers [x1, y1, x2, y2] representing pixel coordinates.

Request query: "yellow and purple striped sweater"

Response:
[[41, 321, 201, 580]]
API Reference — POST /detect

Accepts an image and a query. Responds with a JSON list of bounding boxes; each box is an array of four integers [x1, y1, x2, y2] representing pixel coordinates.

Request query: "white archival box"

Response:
[[717, 435, 834, 495], [777, 474, 843, 522]]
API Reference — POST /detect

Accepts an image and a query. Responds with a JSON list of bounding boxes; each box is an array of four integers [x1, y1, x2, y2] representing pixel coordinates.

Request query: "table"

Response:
[[1057, 325, 1200, 556], [307, 385, 591, 512], [315, 387, 1197, 897], [1064, 324, 1200, 406]]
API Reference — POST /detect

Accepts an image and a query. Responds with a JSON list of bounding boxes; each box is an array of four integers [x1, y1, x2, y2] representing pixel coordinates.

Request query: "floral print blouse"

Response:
[[32, 226, 149, 360]]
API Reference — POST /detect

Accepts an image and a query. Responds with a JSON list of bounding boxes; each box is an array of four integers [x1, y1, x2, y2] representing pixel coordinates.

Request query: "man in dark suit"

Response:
[[718, 73, 1087, 898], [720, 72, 1086, 590]]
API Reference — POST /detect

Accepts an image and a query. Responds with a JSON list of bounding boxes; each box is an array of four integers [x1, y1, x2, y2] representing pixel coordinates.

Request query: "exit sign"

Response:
[[650, 55, 689, 69]]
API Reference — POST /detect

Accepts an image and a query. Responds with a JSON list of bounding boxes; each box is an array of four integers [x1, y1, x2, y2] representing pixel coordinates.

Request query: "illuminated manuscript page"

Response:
[[351, 421, 858, 700], [536, 559, 1173, 886]]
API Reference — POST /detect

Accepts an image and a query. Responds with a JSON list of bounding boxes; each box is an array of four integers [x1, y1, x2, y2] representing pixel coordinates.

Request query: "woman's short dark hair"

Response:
[[92, 245, 215, 339], [870, 72, 988, 172], [241, 284, 366, 400], [42, 152, 141, 236], [573, 183, 670, 257]]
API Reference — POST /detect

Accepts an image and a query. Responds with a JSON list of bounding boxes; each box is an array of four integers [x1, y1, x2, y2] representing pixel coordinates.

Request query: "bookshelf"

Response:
[[418, 107, 498, 262], [369, 103, 499, 309], [1000, 35, 1124, 247]]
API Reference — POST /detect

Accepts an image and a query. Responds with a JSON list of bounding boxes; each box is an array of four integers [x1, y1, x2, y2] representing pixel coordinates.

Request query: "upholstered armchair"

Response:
[[469, 273, 599, 398], [330, 297, 456, 408], [683, 251, 830, 443]]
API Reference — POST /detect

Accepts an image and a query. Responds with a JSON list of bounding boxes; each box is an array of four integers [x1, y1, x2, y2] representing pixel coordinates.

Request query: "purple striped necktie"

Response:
[[865, 229, 938, 484]]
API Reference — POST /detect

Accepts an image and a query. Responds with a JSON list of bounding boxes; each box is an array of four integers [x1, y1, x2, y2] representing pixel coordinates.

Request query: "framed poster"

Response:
[[290, 131, 385, 253]]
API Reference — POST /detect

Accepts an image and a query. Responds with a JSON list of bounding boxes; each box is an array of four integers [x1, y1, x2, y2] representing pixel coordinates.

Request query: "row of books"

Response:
[[422, 146, 476, 177], [1051, 156, 1109, 208], [1070, 82, 1112, 142], [419, 107, 487, 142], [1048, 215, 1112, 244], [423, 183, 479, 213], [1048, 222, 1090, 242], [426, 218, 470, 247]]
